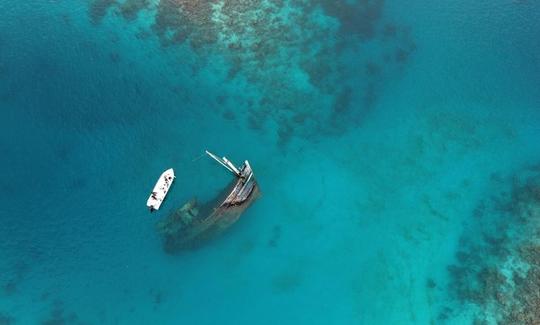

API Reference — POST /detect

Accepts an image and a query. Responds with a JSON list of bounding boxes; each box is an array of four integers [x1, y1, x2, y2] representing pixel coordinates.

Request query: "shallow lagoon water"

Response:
[[1, 0, 539, 324]]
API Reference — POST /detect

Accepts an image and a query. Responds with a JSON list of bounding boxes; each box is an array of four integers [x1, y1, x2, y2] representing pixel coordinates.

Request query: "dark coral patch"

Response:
[[2, 280, 16, 296], [89, 0, 116, 25], [2, 261, 29, 296], [41, 306, 64, 325], [382, 23, 397, 38], [276, 120, 294, 148], [332, 87, 352, 115], [216, 95, 227, 105], [365, 61, 381, 76], [135, 29, 152, 40], [320, 0, 384, 39], [426, 278, 437, 289], [41, 301, 80, 325], [69, 177, 87, 191], [268, 225, 282, 247], [395, 48, 410, 63], [149, 288, 164, 307], [222, 110, 235, 121], [0, 312, 14, 325], [119, 0, 151, 21], [153, 0, 216, 48], [109, 52, 121, 63], [55, 145, 71, 162]]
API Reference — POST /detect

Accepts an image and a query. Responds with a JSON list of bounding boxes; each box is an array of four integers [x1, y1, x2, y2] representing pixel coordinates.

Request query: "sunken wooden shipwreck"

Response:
[[156, 151, 260, 253]]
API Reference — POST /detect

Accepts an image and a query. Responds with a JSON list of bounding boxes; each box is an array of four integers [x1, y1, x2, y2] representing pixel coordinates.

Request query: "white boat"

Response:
[[147, 168, 175, 212]]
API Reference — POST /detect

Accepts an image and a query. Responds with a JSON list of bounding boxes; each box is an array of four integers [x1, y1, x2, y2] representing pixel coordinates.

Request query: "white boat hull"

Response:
[[147, 168, 175, 212]]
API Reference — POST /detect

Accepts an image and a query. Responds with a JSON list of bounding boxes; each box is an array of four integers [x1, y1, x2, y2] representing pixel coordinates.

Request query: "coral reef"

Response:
[[442, 166, 540, 324], [499, 251, 540, 324], [87, 0, 416, 144]]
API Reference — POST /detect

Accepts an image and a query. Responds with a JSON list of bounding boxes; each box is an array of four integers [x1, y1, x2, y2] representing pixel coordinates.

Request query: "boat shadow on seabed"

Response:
[[155, 152, 261, 253]]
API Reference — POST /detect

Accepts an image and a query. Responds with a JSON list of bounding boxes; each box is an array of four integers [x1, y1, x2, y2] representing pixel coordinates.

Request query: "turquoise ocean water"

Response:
[[1, 0, 539, 323]]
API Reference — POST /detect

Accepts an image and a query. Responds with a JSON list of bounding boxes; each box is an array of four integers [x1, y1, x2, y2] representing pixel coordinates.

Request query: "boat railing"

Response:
[[205, 150, 241, 177]]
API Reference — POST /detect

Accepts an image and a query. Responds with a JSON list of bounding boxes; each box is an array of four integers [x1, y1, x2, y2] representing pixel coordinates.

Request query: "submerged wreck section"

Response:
[[156, 153, 260, 253]]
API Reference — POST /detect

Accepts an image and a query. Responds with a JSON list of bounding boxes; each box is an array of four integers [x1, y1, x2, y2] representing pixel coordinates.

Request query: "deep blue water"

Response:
[[1, 0, 540, 324]]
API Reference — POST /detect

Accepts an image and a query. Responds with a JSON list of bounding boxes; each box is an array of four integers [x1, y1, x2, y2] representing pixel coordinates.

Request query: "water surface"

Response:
[[1, 0, 539, 323]]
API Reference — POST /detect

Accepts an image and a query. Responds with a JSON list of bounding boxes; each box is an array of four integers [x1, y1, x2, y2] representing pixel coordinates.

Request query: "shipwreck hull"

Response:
[[157, 159, 260, 253]]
